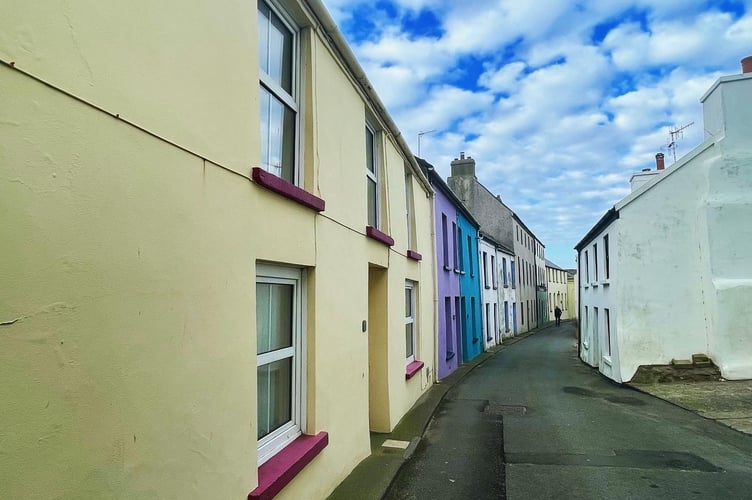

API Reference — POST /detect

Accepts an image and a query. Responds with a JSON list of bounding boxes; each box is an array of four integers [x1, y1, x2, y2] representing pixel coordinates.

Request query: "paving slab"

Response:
[[630, 380, 752, 435]]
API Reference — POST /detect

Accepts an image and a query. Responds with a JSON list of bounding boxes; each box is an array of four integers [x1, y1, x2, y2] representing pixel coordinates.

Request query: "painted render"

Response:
[[417, 159, 462, 380], [0, 1, 437, 499], [576, 67, 752, 383], [566, 270, 578, 322], [479, 237, 501, 350], [546, 260, 570, 321], [458, 212, 484, 362], [497, 247, 517, 338]]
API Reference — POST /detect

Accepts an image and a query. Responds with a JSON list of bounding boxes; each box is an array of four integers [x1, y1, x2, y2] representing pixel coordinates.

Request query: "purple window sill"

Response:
[[407, 250, 422, 261], [405, 360, 425, 380], [366, 226, 395, 246], [251, 167, 325, 212], [248, 432, 329, 500]]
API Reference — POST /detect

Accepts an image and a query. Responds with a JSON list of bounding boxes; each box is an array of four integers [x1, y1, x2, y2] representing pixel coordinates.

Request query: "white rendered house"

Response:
[[576, 59, 752, 382]]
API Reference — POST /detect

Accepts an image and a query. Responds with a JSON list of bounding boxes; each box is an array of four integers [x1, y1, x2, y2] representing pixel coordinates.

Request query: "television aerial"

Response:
[[666, 122, 694, 163]]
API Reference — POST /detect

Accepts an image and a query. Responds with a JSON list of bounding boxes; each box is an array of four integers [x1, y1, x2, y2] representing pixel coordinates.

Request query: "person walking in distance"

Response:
[[554, 305, 562, 327]]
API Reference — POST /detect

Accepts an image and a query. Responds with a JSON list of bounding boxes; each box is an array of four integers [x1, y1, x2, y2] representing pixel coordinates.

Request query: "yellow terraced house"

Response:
[[0, 1, 437, 498]]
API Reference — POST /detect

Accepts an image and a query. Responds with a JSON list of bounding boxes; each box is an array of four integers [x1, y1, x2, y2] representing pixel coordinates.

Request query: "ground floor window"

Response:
[[256, 264, 305, 465], [405, 281, 417, 363]]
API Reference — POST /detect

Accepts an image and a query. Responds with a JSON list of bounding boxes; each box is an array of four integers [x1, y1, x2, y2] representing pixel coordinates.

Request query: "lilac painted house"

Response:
[[417, 157, 482, 380]]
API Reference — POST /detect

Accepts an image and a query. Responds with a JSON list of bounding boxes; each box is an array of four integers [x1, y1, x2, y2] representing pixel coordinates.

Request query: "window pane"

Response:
[[259, 2, 293, 94], [258, 4, 269, 72], [405, 287, 412, 317], [257, 357, 292, 439], [367, 178, 377, 226], [260, 86, 295, 183], [256, 282, 293, 355], [405, 323, 414, 358], [365, 127, 375, 174]]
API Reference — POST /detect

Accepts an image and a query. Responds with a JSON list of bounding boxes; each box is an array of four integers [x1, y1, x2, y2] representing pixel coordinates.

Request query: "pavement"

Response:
[[630, 379, 752, 435], [328, 320, 752, 499]]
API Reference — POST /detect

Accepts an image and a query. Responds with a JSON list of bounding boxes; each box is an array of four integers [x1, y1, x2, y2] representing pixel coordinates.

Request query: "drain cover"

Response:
[[485, 403, 527, 416]]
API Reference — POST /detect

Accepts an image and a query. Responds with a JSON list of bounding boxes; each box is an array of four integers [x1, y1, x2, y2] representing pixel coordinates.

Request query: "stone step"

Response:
[[671, 359, 693, 369], [692, 354, 714, 367]]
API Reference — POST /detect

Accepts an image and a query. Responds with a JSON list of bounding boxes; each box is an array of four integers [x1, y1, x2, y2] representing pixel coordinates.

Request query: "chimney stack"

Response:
[[450, 151, 476, 177], [656, 153, 665, 171], [742, 55, 752, 74]]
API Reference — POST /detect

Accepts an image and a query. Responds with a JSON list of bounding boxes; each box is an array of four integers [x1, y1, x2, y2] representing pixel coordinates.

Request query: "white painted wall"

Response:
[[498, 248, 516, 338], [579, 71, 752, 383], [479, 238, 500, 349], [578, 223, 620, 381]]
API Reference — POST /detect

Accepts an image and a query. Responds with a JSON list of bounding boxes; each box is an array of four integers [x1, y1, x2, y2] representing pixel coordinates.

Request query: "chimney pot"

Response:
[[742, 56, 752, 74], [642, 168, 651, 172], [655, 152, 665, 171], [460, 152, 465, 160]]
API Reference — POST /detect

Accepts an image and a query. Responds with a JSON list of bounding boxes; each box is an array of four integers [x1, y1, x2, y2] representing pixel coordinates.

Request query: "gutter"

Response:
[[305, 0, 433, 196]]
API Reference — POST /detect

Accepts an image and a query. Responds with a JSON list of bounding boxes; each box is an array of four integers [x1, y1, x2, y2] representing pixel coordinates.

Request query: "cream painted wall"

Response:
[[0, 65, 291, 498], [546, 266, 569, 321], [0, 0, 258, 176], [1, 1, 437, 499]]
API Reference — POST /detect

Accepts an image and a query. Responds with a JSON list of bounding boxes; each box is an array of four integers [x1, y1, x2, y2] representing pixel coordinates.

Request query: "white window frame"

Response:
[[256, 263, 306, 466], [366, 122, 380, 228], [405, 281, 417, 364], [405, 172, 414, 249], [491, 254, 497, 289], [258, 0, 301, 184]]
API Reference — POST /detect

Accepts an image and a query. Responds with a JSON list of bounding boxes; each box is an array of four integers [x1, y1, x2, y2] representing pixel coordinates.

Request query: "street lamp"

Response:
[[417, 129, 437, 157]]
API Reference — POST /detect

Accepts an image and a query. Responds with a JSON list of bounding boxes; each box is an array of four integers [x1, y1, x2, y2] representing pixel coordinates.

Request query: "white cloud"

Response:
[[320, 0, 750, 265]]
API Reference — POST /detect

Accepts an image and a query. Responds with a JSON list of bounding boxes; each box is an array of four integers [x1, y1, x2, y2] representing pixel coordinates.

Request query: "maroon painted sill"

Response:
[[251, 167, 325, 212], [248, 432, 329, 500], [366, 226, 395, 246], [407, 250, 422, 261], [405, 360, 425, 380]]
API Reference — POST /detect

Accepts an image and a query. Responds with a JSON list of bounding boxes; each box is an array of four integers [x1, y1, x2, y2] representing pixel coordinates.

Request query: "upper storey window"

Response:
[[258, 1, 299, 184]]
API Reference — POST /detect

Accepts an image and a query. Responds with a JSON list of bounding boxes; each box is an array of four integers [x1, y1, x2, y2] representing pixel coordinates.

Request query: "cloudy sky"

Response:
[[321, 0, 752, 267]]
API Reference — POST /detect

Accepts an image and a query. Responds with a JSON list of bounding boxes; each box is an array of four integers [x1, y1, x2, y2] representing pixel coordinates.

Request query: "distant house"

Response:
[[447, 153, 545, 335], [566, 269, 578, 322], [575, 60, 752, 383], [480, 233, 516, 347], [418, 158, 485, 373], [458, 211, 484, 362], [546, 259, 570, 322], [0, 1, 437, 498]]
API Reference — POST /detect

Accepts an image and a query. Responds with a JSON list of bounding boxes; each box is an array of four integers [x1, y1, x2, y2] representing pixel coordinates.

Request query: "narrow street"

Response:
[[385, 322, 752, 499]]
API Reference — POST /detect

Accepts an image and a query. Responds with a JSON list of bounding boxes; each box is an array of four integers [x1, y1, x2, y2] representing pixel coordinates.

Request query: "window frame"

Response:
[[258, 0, 301, 185], [256, 263, 307, 466], [405, 172, 415, 250], [482, 251, 489, 289], [405, 281, 417, 364], [491, 255, 497, 289], [604, 234, 610, 280], [441, 214, 450, 270], [365, 122, 381, 229], [452, 222, 459, 272], [593, 243, 599, 282]]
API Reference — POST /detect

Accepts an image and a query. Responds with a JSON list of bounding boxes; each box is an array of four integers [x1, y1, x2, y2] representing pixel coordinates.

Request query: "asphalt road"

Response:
[[384, 322, 752, 499]]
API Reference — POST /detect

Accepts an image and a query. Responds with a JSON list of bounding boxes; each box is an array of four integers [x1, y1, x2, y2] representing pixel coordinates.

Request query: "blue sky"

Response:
[[322, 0, 752, 268]]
